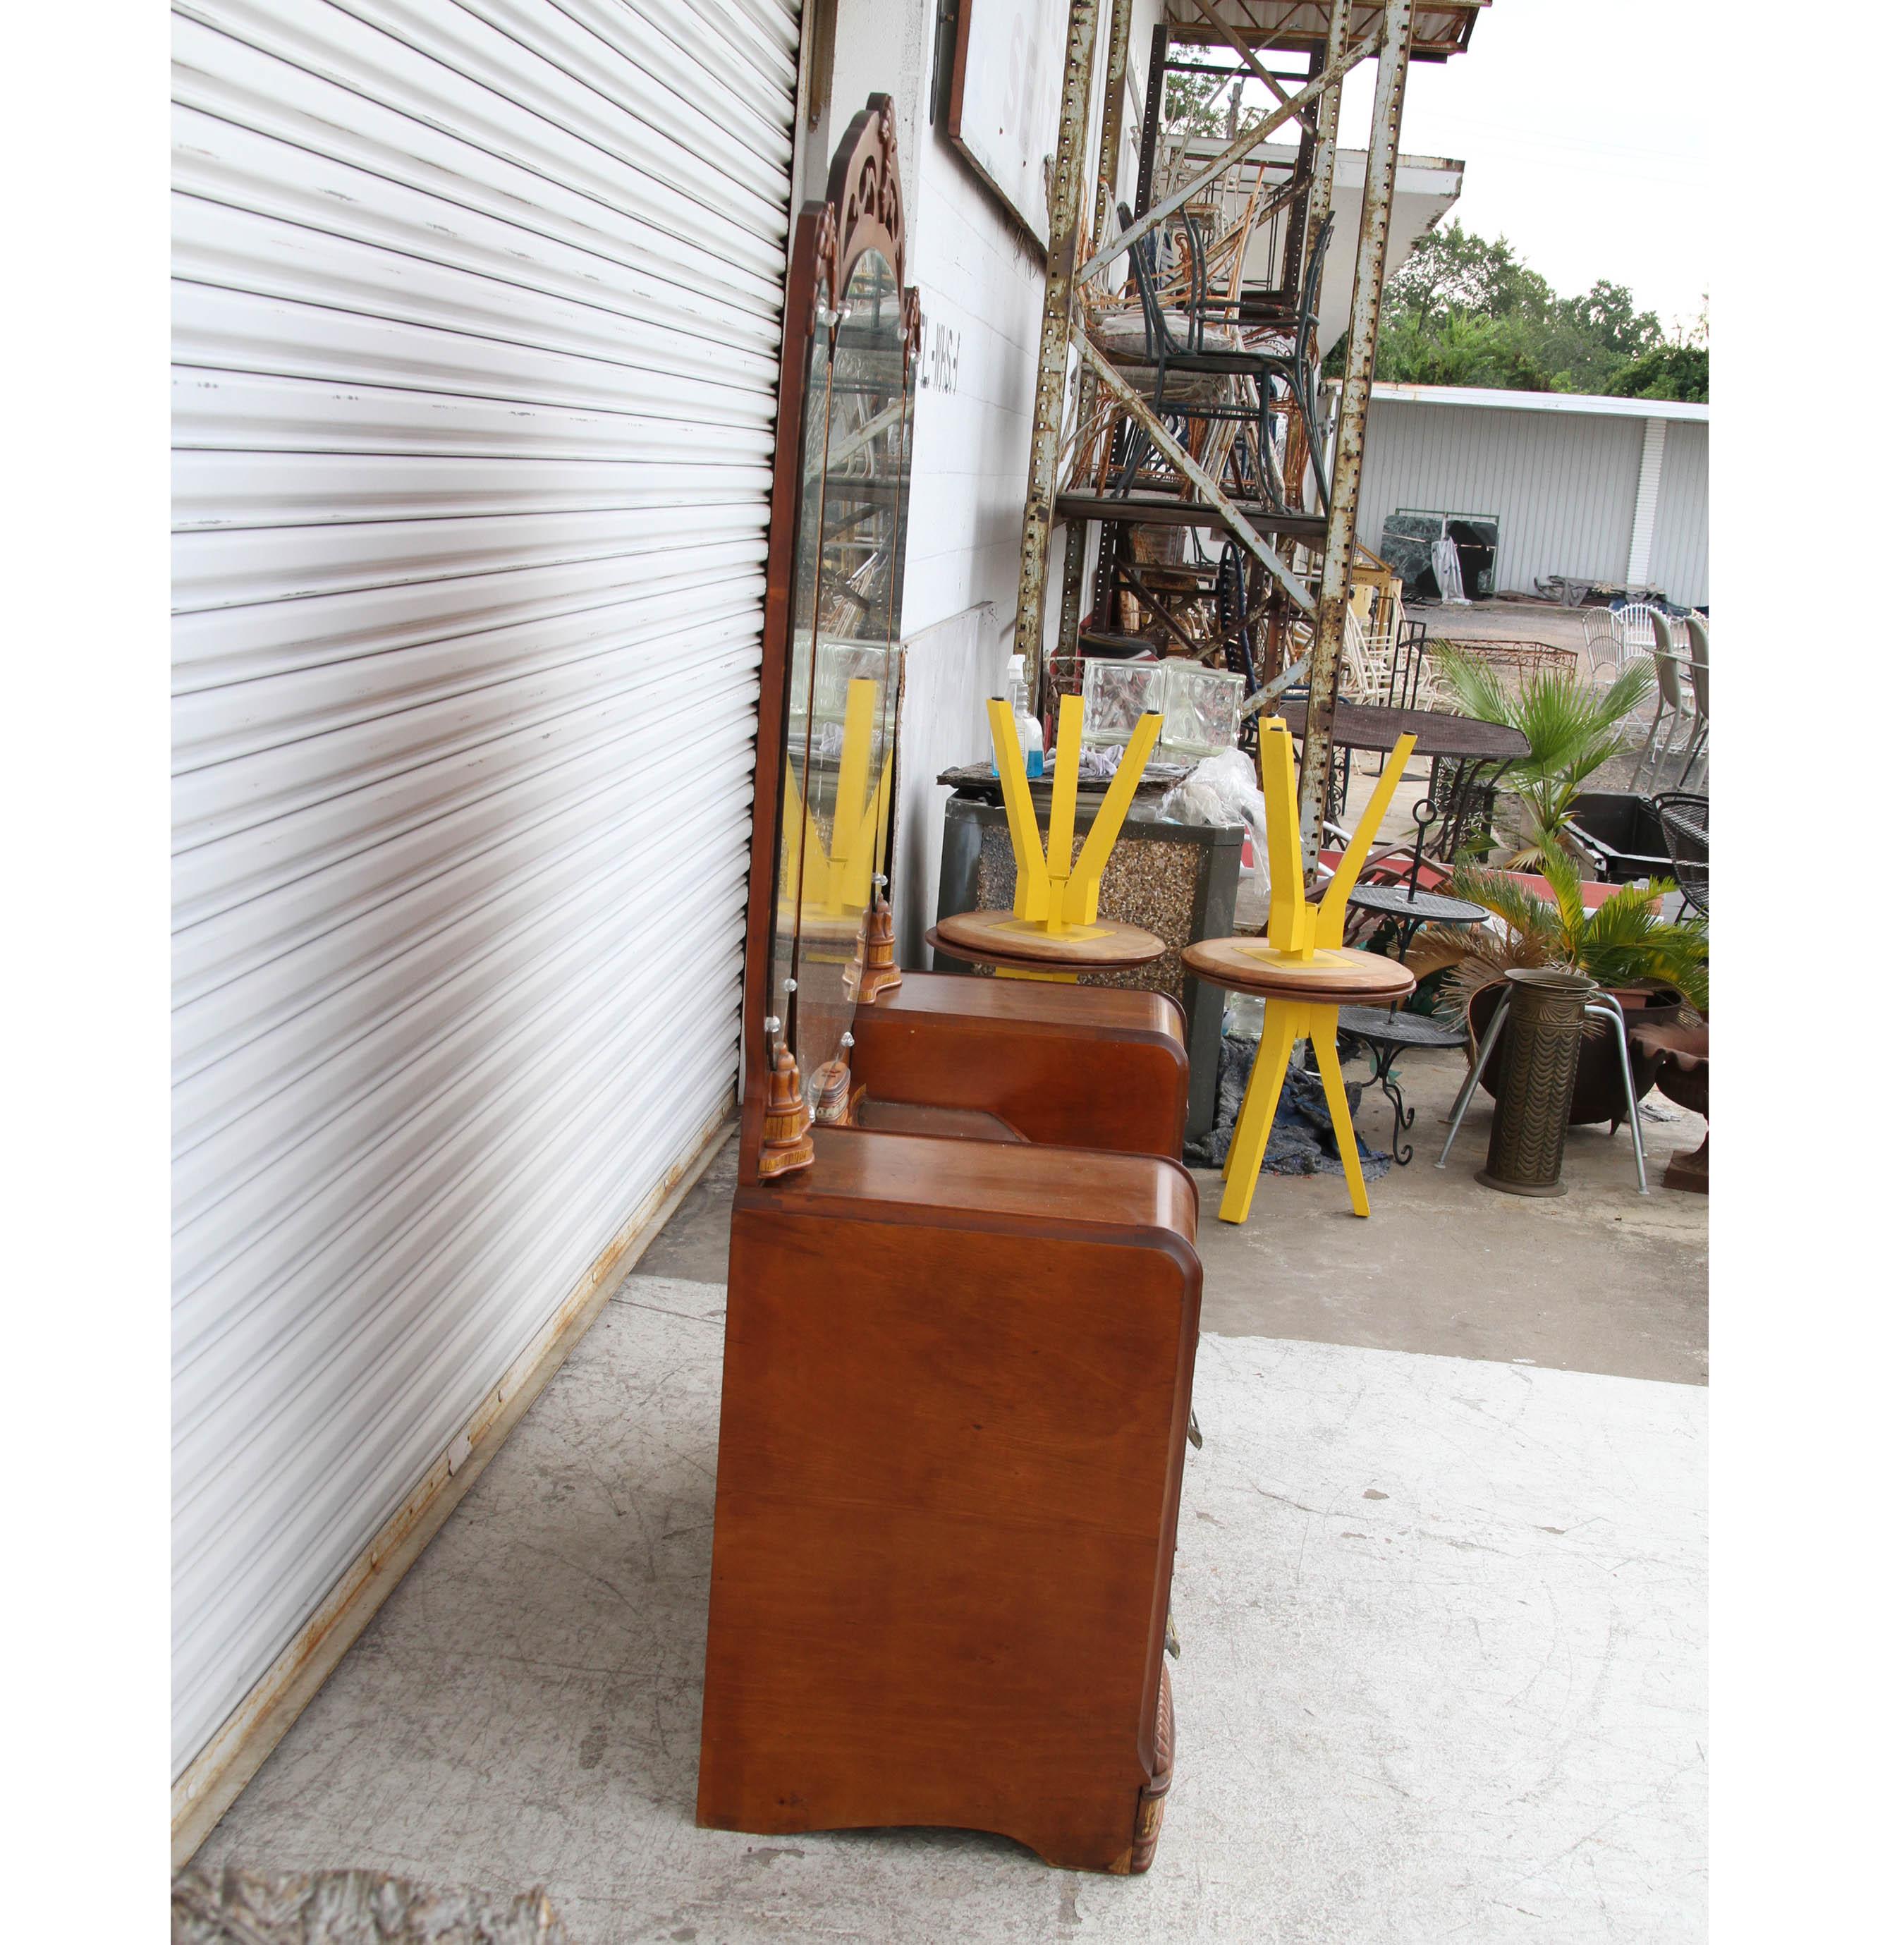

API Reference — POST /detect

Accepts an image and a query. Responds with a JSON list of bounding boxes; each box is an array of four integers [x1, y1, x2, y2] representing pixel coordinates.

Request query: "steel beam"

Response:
[[1073, 331, 1316, 617], [1302, 0, 1353, 278], [1243, 651, 1312, 716], [1075, 24, 1381, 287], [1091, 0, 1135, 254], [1014, 0, 1103, 722], [1134, 22, 1168, 212], [1294, 0, 1412, 870], [1075, 0, 1132, 677], [1054, 518, 1090, 673]]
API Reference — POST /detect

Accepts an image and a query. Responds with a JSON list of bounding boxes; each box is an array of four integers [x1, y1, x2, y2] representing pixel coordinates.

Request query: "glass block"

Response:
[[812, 637, 890, 720], [1080, 657, 1167, 747], [1161, 661, 1245, 756]]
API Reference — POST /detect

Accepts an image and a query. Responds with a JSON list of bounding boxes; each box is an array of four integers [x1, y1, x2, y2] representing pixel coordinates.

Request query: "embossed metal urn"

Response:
[[1476, 968, 1598, 1197]]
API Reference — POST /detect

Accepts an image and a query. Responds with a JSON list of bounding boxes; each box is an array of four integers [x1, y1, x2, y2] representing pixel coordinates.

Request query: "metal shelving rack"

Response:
[[1011, 0, 1487, 866]]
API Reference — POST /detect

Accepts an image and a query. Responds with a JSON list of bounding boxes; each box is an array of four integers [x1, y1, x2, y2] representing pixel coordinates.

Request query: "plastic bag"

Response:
[[1160, 748, 1270, 931], [1432, 535, 1470, 604]]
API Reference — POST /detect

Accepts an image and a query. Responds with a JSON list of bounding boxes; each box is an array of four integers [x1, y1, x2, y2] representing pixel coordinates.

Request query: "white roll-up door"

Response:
[[172, 0, 800, 1780]]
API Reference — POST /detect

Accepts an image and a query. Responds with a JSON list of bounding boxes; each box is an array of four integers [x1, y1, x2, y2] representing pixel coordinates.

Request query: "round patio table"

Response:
[[1343, 879, 1489, 953], [1276, 702, 1530, 860]]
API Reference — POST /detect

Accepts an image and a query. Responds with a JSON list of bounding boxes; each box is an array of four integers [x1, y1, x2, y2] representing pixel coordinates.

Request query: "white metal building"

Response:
[[1353, 384, 1710, 606]]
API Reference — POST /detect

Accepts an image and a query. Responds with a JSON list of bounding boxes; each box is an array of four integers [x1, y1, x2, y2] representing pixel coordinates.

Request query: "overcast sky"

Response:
[[1309, 1, 1709, 334]]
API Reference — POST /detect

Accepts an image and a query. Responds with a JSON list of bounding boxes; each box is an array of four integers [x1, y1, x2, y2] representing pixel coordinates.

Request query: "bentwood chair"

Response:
[[1580, 605, 1623, 675]]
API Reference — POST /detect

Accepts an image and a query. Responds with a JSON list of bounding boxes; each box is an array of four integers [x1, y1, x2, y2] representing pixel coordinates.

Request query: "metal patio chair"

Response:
[[1654, 791, 1709, 919], [1674, 613, 1709, 788], [1107, 202, 1286, 506], [1634, 609, 1695, 788], [1580, 605, 1623, 675]]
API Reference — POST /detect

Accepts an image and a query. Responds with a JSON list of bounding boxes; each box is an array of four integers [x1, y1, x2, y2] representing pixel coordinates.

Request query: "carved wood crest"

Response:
[[813, 94, 915, 338]]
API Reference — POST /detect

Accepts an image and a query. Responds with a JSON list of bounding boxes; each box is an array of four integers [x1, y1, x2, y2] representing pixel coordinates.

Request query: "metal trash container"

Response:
[[1477, 968, 1597, 1197]]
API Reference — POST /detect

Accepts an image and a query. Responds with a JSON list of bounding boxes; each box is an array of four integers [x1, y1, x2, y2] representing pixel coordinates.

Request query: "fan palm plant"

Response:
[[1412, 834, 1709, 1023], [1429, 644, 1653, 869]]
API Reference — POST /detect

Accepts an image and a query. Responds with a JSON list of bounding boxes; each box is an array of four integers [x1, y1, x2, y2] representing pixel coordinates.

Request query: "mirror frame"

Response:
[[738, 95, 921, 1186]]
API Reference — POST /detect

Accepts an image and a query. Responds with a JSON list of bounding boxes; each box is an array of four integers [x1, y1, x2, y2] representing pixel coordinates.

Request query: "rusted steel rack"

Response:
[[1013, 0, 1486, 865]]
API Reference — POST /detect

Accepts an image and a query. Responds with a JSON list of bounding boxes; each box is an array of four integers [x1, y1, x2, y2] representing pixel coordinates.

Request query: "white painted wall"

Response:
[[824, 0, 1166, 963]]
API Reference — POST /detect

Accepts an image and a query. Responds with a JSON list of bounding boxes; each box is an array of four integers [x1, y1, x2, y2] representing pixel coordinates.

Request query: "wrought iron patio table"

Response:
[[1329, 1004, 1467, 1166], [1343, 879, 1489, 958], [1277, 702, 1531, 860]]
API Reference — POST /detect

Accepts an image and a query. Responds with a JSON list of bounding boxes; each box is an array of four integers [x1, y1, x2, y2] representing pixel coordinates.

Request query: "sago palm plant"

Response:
[[1411, 834, 1709, 1023], [1429, 644, 1653, 869]]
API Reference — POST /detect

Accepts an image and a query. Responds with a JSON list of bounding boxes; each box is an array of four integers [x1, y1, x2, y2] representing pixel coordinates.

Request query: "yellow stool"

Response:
[[936, 688, 1165, 982], [1180, 719, 1419, 1221]]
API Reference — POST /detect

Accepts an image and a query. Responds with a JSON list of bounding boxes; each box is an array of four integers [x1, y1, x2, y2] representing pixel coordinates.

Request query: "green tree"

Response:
[[1338, 221, 1695, 398], [1161, 71, 1235, 142], [1384, 221, 1551, 329], [1604, 343, 1709, 402], [1551, 281, 1662, 362]]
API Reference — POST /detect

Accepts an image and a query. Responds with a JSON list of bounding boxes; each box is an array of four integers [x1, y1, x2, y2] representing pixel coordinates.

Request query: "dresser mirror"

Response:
[[741, 99, 920, 1178]]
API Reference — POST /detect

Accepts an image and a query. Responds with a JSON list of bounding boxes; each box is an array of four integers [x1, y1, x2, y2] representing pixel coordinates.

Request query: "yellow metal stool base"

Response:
[[1216, 1001, 1369, 1224]]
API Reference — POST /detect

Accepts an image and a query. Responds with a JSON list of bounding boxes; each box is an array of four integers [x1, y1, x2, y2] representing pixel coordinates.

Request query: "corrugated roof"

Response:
[[1365, 382, 1708, 423]]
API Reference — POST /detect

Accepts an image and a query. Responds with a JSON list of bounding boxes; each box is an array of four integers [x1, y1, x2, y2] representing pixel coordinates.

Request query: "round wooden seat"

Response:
[[1181, 935, 1416, 1005], [933, 908, 1167, 972]]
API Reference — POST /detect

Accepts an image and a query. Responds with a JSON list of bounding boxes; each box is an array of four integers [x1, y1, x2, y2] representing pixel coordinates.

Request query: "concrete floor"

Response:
[[649, 1059, 1709, 1384], [199, 1054, 1707, 1941], [198, 1272, 1705, 1944]]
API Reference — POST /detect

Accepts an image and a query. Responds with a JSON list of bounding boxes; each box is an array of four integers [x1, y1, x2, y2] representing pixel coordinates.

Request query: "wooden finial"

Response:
[[848, 873, 904, 1001], [759, 1014, 814, 1178]]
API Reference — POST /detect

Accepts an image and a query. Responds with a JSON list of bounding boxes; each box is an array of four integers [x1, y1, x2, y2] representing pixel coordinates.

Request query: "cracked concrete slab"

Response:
[[197, 1275, 1705, 1944]]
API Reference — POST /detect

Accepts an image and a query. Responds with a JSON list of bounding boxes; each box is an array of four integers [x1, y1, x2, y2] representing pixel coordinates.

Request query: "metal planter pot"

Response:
[[1475, 969, 1598, 1197]]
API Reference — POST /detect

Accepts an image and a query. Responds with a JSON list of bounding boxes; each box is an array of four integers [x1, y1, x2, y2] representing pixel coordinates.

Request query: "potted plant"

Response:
[[1412, 836, 1709, 1127], [1429, 645, 1654, 869]]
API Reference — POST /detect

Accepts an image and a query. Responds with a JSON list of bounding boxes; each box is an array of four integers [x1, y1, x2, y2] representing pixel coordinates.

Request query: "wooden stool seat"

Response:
[[1182, 937, 1416, 1005], [934, 910, 1167, 976]]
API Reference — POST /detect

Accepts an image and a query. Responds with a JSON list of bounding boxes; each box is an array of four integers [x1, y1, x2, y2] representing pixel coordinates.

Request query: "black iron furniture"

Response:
[[1330, 1004, 1463, 1166], [1105, 200, 1324, 514], [1328, 800, 1489, 1164], [1654, 791, 1709, 918], [1342, 880, 1485, 957]]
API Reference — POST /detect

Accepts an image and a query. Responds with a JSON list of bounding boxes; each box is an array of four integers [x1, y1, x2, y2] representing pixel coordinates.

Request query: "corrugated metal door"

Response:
[[172, 0, 800, 1779]]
